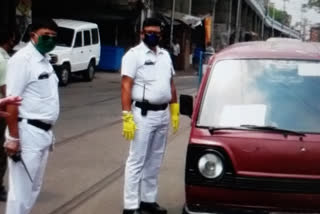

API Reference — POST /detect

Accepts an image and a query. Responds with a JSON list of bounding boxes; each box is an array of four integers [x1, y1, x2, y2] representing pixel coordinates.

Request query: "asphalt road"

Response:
[[0, 71, 198, 214]]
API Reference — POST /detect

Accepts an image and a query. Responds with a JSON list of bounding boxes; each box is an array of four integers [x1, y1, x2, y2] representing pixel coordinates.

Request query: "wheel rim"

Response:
[[61, 68, 69, 84]]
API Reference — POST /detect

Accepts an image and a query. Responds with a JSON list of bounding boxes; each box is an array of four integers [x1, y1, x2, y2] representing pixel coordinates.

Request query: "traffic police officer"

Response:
[[4, 18, 59, 214], [121, 18, 180, 214], [0, 29, 17, 201]]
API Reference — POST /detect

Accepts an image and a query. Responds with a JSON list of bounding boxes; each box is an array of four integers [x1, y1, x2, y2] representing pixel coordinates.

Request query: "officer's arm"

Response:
[[0, 85, 6, 97], [4, 56, 29, 154], [170, 78, 177, 103], [6, 104, 19, 138], [121, 75, 134, 111]]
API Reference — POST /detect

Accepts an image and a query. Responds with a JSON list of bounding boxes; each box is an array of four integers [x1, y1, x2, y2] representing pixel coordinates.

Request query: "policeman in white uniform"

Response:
[[121, 18, 180, 214], [4, 18, 59, 214]]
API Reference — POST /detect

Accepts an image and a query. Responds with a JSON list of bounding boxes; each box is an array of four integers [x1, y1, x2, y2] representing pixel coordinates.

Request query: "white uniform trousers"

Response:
[[124, 105, 170, 209], [6, 121, 52, 214]]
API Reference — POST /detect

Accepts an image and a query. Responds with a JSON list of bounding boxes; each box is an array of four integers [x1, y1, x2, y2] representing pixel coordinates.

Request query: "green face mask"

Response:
[[34, 35, 56, 54]]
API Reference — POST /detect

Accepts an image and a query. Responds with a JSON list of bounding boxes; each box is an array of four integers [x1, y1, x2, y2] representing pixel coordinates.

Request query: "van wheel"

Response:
[[182, 205, 189, 214], [58, 65, 70, 86], [83, 61, 95, 81], [182, 207, 188, 214]]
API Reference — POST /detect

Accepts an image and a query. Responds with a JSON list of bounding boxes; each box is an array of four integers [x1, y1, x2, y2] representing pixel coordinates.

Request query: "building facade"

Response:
[[310, 24, 320, 42]]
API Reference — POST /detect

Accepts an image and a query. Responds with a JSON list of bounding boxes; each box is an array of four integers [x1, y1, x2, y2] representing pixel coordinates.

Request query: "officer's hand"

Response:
[[122, 111, 136, 141], [0, 96, 22, 107], [4, 140, 20, 157], [0, 110, 9, 118], [170, 103, 180, 134]]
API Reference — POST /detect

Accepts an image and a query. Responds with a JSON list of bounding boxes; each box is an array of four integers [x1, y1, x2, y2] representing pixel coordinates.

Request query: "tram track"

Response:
[[49, 120, 191, 214], [47, 81, 197, 214]]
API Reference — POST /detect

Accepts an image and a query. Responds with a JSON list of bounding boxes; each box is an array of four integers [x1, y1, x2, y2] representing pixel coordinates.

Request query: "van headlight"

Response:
[[198, 153, 224, 179], [49, 54, 58, 64]]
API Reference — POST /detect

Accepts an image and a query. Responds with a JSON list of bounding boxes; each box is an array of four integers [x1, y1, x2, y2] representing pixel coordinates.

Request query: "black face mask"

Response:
[[143, 33, 160, 47]]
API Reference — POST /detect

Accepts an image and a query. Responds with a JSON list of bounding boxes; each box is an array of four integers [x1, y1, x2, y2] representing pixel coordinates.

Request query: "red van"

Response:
[[180, 40, 320, 213]]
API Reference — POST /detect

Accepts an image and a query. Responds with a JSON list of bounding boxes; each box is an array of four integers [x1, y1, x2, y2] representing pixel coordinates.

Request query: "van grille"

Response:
[[187, 173, 320, 193]]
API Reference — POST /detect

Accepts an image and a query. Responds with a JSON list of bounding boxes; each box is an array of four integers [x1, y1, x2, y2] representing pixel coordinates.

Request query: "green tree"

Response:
[[305, 0, 320, 12], [268, 6, 291, 26]]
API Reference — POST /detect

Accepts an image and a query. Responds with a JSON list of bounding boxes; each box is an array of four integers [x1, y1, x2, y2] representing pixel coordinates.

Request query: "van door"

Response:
[[82, 30, 92, 69], [71, 31, 85, 72], [91, 28, 100, 65]]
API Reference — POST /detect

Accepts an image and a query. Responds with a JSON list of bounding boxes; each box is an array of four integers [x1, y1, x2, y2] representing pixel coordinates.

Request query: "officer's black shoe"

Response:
[[0, 186, 7, 202], [123, 209, 141, 214], [140, 202, 167, 214]]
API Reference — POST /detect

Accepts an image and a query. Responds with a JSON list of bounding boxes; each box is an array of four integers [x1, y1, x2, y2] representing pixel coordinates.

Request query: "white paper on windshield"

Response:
[[298, 64, 320, 76], [219, 104, 266, 127]]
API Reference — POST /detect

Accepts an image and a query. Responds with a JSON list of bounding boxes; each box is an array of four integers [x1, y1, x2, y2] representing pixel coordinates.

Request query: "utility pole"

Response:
[[227, 0, 233, 44], [189, 0, 192, 14], [211, 0, 217, 47], [140, 0, 146, 32], [269, 2, 275, 37], [300, 5, 307, 41], [301, 18, 308, 41], [282, 0, 289, 28], [235, 0, 242, 43], [261, 0, 270, 39], [170, 0, 176, 46]]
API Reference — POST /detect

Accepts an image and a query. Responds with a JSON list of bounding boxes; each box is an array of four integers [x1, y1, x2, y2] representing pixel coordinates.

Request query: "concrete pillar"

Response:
[[255, 14, 259, 32], [242, 4, 249, 31], [261, 18, 265, 39]]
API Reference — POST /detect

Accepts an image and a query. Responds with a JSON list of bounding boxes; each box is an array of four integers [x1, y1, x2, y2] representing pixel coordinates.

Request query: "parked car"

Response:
[[14, 19, 101, 86], [180, 40, 320, 213]]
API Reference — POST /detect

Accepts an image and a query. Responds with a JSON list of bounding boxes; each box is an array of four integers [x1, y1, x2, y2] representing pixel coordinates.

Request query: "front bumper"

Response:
[[185, 145, 320, 213], [186, 185, 320, 213]]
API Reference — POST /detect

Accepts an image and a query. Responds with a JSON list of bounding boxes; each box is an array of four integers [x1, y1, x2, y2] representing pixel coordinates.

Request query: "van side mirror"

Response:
[[180, 94, 193, 118]]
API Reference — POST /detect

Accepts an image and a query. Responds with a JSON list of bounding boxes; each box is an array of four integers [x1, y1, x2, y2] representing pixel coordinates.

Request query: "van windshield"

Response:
[[198, 59, 320, 133], [56, 27, 74, 47]]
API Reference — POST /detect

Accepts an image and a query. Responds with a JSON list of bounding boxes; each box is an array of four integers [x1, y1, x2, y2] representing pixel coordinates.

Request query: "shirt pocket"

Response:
[[37, 72, 52, 98], [141, 64, 157, 82]]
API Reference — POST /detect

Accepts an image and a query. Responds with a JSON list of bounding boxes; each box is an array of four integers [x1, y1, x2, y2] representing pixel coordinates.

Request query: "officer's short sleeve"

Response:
[[0, 57, 6, 87], [121, 49, 137, 79], [6, 55, 30, 96], [168, 52, 175, 77]]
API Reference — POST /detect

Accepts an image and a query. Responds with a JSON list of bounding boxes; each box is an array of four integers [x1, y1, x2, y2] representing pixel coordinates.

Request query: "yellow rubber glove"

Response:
[[122, 112, 136, 141], [170, 103, 180, 134]]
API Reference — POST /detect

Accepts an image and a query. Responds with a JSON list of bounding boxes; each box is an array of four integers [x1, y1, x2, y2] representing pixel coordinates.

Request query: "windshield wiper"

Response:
[[207, 126, 247, 135], [240, 124, 305, 137]]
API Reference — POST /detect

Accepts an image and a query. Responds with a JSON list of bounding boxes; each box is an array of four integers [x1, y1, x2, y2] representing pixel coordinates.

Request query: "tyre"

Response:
[[182, 205, 189, 214], [57, 64, 70, 86], [83, 60, 95, 82]]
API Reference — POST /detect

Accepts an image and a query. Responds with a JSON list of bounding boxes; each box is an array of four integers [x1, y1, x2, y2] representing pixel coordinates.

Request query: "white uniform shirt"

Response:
[[121, 42, 175, 104], [6, 42, 60, 124], [0, 47, 10, 97]]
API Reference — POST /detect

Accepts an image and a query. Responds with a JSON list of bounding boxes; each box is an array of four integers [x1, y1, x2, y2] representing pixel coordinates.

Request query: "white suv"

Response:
[[15, 19, 101, 86]]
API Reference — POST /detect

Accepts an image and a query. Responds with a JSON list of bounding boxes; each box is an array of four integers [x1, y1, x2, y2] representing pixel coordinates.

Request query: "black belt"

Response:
[[135, 101, 168, 111], [18, 118, 52, 131]]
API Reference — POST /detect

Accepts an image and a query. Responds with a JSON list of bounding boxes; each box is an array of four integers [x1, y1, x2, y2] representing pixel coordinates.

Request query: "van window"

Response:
[[74, 32, 82, 47], [84, 30, 91, 46], [91, 28, 99, 44]]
